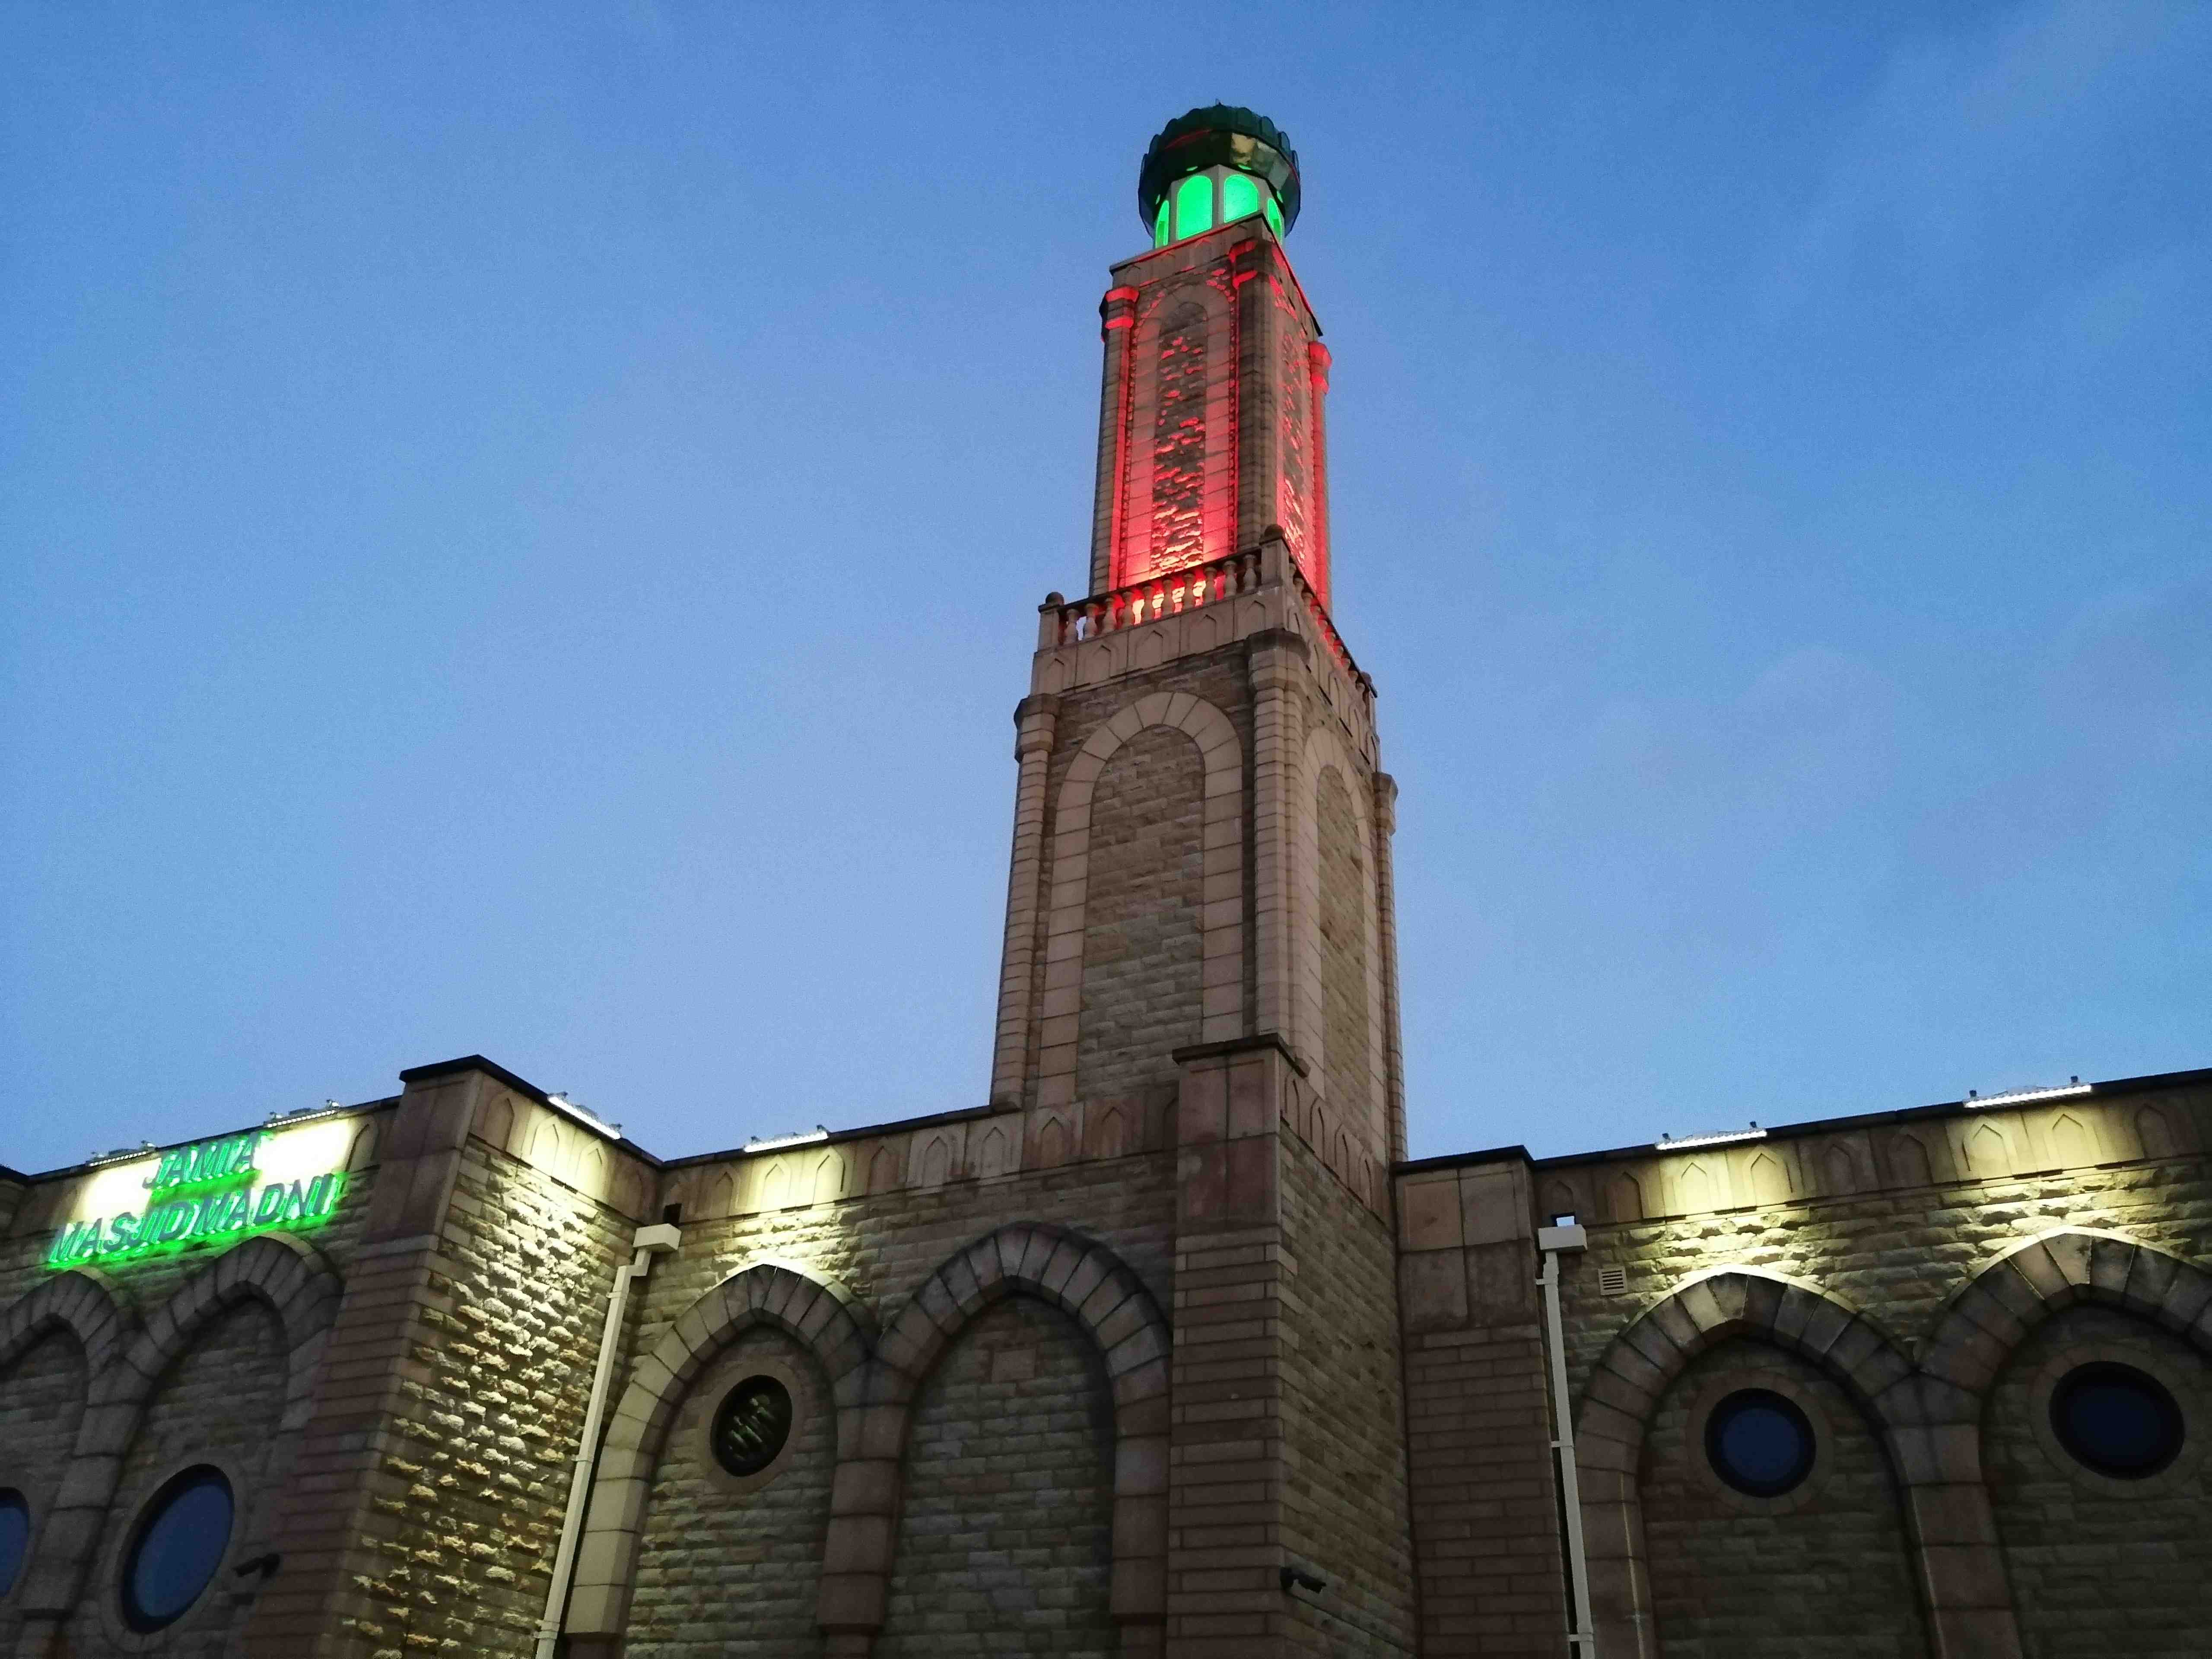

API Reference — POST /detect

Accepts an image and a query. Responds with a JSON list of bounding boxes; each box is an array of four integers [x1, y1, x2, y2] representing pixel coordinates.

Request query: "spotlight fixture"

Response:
[[1966, 1078, 2088, 1109]]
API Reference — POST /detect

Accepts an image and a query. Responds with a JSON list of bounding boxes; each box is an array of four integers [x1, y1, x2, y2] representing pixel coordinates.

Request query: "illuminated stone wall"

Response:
[[0, 1108, 385, 1656], [623, 1325, 837, 1656], [1636, 1340, 1926, 1655], [1984, 1304, 2212, 1657], [1392, 1075, 2212, 1657], [565, 1144, 1177, 1657], [876, 1296, 1116, 1656], [0, 1331, 87, 1653], [64, 1297, 288, 1656], [1547, 1085, 2212, 1394], [327, 1134, 636, 1657]]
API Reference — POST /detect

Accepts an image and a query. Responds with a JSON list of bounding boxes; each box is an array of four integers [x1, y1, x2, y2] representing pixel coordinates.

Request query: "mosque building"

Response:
[[3, 106, 2208, 1659]]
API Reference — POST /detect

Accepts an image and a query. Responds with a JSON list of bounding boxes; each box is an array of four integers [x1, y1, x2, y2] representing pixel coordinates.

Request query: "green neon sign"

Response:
[[45, 1130, 346, 1269]]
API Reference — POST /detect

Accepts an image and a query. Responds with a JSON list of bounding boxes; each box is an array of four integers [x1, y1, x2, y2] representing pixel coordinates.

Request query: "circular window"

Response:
[[1705, 1389, 1817, 1498], [121, 1466, 233, 1633], [0, 1489, 29, 1599], [2050, 1362, 2183, 1479], [710, 1376, 793, 1478]]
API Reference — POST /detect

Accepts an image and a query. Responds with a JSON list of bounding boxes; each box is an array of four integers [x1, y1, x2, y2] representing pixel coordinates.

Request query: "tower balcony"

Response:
[[1031, 532, 1376, 766]]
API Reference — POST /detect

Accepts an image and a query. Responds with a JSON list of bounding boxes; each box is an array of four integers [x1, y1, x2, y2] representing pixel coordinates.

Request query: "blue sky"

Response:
[[4, 3, 2206, 1175]]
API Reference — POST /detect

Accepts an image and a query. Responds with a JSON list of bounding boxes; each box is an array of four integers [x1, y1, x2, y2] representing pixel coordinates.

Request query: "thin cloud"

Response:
[[1761, 1, 2211, 332]]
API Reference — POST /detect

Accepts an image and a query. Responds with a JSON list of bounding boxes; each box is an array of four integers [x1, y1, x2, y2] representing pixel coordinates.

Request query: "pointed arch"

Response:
[[1293, 717, 1386, 1163], [866, 1143, 900, 1194], [17, 1235, 341, 1621], [1574, 1266, 2014, 1659], [1920, 1227, 2212, 1398], [112, 1232, 343, 1430], [873, 1224, 1170, 1636], [345, 1117, 383, 1173], [1039, 690, 1244, 1109], [1605, 1173, 1644, 1224], [566, 1262, 874, 1641], [0, 1265, 132, 1379], [1576, 1268, 1913, 1468]]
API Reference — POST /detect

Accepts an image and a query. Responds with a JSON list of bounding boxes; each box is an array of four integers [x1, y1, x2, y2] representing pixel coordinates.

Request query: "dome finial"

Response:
[[1137, 106, 1300, 246]]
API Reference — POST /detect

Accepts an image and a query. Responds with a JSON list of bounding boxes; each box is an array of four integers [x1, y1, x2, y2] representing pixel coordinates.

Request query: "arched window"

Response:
[[1173, 173, 1213, 240], [1222, 172, 1260, 224], [1153, 200, 1170, 247], [1264, 194, 1284, 238]]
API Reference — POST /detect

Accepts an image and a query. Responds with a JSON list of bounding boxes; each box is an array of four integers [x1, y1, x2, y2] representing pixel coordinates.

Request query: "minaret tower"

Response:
[[988, 109, 1417, 1652], [990, 104, 1403, 1177]]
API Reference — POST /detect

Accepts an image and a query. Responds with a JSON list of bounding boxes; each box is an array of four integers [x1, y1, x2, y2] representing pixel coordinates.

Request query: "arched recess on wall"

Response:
[[0, 1268, 125, 1633], [0, 1265, 133, 1379], [345, 1117, 383, 1172], [127, 1233, 344, 1429], [873, 1223, 1171, 1642], [1294, 716, 1384, 1161], [1947, 1228, 2212, 1653], [1920, 1228, 2212, 1398], [565, 1262, 876, 1643], [1573, 1268, 1922, 1657], [1038, 691, 1244, 1110], [12, 1235, 341, 1623]]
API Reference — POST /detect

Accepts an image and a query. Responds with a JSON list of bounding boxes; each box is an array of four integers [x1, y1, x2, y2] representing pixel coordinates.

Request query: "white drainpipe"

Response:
[[535, 1220, 682, 1659], [1537, 1220, 1597, 1656]]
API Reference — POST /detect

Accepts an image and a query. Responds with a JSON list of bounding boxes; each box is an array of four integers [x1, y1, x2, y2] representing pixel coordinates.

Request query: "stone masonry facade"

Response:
[[3, 111, 2207, 1659]]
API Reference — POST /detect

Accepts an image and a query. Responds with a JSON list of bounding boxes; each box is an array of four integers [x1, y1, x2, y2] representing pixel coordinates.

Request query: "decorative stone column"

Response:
[[989, 693, 1059, 1107], [1247, 578, 1306, 1054], [1090, 286, 1139, 595], [1371, 772, 1408, 1165]]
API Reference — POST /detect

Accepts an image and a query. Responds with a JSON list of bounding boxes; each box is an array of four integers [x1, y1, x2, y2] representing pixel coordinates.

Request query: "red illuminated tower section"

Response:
[[1088, 107, 1333, 608]]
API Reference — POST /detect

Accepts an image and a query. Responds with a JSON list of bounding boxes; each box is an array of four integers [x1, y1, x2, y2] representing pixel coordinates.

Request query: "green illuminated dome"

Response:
[[1138, 105, 1301, 248]]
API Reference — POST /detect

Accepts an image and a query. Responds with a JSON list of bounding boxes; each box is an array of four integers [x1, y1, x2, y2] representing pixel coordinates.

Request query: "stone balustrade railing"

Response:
[[1038, 548, 1265, 647], [1036, 537, 1374, 704], [1285, 559, 1370, 692]]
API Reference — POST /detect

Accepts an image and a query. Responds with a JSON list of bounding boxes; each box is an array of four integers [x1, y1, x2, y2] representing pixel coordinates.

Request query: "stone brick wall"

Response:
[[0, 1332, 88, 1653], [337, 1137, 633, 1657], [1278, 1132, 1415, 1655], [1393, 1158, 1568, 1658], [1637, 1340, 1926, 1656], [68, 1297, 289, 1655], [1984, 1305, 2212, 1658], [625, 1326, 836, 1657], [876, 1295, 1116, 1656], [1026, 650, 1252, 1112], [575, 1146, 1176, 1653], [1554, 1103, 2212, 1403], [641, 1148, 1177, 1370], [1314, 763, 1369, 1132], [1076, 726, 1206, 1104], [1542, 1079, 2212, 1655]]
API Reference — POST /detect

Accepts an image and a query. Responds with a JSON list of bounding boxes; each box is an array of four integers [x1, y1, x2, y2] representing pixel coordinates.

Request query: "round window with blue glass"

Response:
[[1704, 1388, 1817, 1498], [121, 1466, 234, 1633], [2050, 1362, 2183, 1479]]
